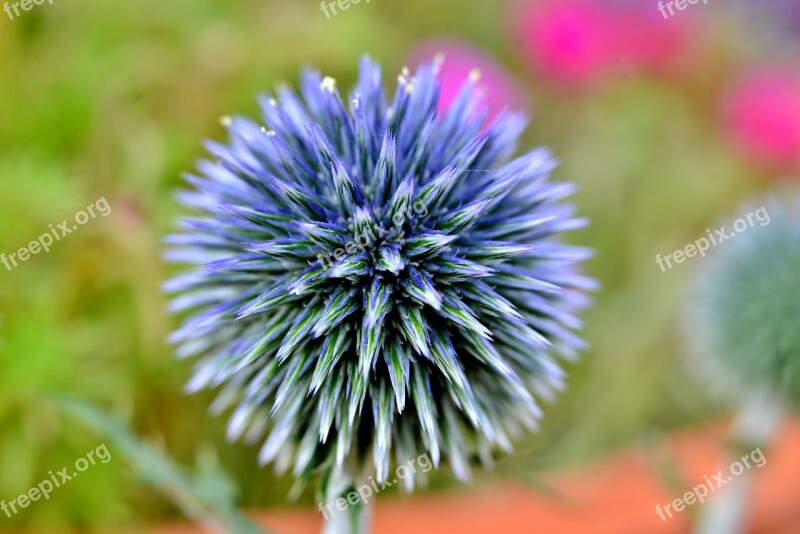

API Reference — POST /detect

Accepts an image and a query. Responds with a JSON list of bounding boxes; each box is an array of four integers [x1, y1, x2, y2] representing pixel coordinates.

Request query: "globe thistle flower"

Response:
[[686, 198, 800, 403], [685, 198, 797, 534], [165, 57, 593, 497]]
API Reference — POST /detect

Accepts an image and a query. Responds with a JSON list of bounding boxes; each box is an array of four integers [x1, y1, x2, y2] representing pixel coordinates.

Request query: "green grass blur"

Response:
[[0, 0, 786, 531]]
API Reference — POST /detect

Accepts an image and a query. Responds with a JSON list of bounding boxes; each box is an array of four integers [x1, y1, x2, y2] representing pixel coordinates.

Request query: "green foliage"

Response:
[[57, 397, 269, 534]]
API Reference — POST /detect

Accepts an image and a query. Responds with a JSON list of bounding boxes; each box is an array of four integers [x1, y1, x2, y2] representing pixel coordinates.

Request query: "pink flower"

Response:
[[609, 4, 694, 75], [722, 68, 800, 168], [510, 0, 694, 85], [409, 40, 526, 122], [512, 0, 616, 85]]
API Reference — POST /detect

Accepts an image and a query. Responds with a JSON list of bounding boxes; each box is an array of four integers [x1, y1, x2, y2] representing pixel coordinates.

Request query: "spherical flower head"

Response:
[[166, 57, 593, 490], [721, 68, 800, 170], [686, 198, 800, 404]]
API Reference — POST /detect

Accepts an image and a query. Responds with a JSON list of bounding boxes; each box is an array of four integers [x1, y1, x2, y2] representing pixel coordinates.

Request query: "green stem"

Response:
[[695, 391, 782, 534], [321, 457, 373, 534]]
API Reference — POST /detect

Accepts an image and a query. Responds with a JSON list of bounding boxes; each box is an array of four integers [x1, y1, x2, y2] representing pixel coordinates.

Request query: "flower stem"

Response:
[[321, 457, 373, 534], [695, 391, 782, 534]]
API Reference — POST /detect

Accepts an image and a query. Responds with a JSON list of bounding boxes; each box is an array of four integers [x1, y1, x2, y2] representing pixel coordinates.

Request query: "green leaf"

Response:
[[53, 397, 270, 534]]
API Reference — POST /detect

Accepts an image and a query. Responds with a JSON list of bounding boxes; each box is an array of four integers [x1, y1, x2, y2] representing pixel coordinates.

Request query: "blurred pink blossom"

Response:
[[609, 4, 693, 75], [512, 0, 615, 85], [410, 39, 527, 122], [722, 69, 800, 169], [510, 0, 693, 86]]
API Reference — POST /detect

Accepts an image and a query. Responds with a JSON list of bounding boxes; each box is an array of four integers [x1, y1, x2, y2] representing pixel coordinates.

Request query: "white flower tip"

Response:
[[321, 76, 337, 93]]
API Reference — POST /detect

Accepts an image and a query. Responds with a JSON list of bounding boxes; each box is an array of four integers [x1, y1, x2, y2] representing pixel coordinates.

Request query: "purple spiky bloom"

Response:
[[165, 57, 594, 493]]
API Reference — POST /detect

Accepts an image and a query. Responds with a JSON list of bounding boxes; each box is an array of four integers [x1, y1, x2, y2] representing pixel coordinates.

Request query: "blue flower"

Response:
[[165, 57, 593, 490]]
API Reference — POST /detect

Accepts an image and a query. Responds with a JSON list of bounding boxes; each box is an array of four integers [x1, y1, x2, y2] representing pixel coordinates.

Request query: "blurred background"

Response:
[[1, 0, 799, 532]]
